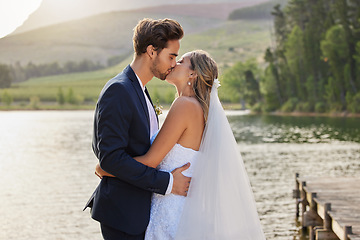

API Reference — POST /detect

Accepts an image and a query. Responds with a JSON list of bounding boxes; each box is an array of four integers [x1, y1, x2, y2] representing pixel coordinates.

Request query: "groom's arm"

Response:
[[95, 82, 170, 195], [95, 162, 189, 196]]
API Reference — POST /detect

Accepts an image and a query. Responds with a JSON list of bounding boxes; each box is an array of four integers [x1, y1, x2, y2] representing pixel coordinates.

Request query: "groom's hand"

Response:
[[171, 163, 191, 196]]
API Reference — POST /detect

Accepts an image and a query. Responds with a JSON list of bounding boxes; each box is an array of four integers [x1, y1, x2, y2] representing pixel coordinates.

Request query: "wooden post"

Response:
[[344, 226, 352, 240], [324, 203, 331, 230], [310, 192, 317, 240], [306, 192, 323, 240], [316, 229, 338, 240], [310, 192, 317, 210], [316, 203, 338, 240], [301, 181, 307, 235], [301, 181, 307, 215], [295, 173, 300, 219], [310, 227, 316, 240]]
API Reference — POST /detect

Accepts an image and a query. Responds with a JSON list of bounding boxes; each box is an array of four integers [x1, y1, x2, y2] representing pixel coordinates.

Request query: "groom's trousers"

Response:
[[101, 223, 145, 240]]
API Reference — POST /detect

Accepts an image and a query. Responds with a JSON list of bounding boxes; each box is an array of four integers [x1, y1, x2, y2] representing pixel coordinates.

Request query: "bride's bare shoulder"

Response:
[[170, 96, 203, 117]]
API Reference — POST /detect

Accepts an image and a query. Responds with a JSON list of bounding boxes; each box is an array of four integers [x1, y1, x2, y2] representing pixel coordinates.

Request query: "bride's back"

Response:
[[172, 96, 204, 151]]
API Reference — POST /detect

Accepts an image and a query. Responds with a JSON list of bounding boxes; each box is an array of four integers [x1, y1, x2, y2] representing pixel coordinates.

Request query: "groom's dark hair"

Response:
[[133, 18, 184, 56]]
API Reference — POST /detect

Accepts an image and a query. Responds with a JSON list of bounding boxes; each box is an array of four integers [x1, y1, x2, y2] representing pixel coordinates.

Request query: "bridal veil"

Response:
[[175, 80, 266, 240]]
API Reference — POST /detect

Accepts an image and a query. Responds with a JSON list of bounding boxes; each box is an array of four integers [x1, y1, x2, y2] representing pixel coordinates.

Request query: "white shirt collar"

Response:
[[134, 73, 145, 92]]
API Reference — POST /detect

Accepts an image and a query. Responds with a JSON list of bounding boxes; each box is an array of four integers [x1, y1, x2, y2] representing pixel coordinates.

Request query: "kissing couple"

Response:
[[84, 18, 265, 240]]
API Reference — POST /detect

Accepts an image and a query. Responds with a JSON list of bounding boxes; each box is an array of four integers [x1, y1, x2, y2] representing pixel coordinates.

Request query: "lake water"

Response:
[[0, 110, 359, 240]]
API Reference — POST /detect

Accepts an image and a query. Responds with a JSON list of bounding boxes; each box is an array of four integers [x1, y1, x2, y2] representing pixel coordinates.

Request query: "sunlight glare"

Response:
[[0, 0, 42, 38]]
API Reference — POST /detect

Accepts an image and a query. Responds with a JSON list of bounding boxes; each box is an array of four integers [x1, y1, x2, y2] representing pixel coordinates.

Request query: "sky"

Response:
[[0, 0, 43, 38]]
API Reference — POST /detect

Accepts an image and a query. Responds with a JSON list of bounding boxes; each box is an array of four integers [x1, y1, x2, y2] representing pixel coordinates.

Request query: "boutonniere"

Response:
[[154, 100, 163, 116]]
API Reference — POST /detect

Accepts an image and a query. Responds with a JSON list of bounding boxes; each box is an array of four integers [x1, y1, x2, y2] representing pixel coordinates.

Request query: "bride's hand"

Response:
[[95, 163, 115, 179]]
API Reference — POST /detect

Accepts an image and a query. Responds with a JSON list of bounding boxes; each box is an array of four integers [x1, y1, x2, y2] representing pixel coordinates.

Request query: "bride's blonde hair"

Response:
[[189, 50, 218, 123]]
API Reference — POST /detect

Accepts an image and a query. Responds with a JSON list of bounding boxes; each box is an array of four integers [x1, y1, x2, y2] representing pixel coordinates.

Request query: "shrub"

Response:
[[346, 92, 360, 113], [295, 102, 313, 112], [1, 90, 13, 106], [65, 88, 84, 105], [302, 102, 313, 112], [75, 95, 85, 105], [57, 88, 65, 105], [30, 96, 40, 109], [328, 102, 343, 112], [251, 102, 262, 113], [66, 88, 76, 104], [0, 64, 12, 88], [281, 98, 298, 112], [315, 102, 326, 113]]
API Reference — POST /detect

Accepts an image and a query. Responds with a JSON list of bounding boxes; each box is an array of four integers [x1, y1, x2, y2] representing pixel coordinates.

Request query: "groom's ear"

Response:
[[146, 45, 156, 59]]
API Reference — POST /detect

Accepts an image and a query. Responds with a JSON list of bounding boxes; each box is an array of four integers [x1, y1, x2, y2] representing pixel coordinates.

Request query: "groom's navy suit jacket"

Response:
[[84, 65, 170, 235]]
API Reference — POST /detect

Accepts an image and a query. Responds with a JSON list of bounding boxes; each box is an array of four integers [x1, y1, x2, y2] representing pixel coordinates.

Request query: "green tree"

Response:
[[10, 62, 26, 83], [272, 4, 288, 49], [333, 0, 358, 94], [66, 88, 76, 104], [264, 48, 284, 106], [303, 0, 330, 104], [346, 92, 360, 113], [1, 90, 13, 106], [262, 0, 360, 112], [354, 41, 360, 90], [0, 64, 12, 88], [221, 62, 246, 104], [30, 96, 40, 110], [321, 25, 348, 110], [64, 61, 78, 73], [244, 69, 262, 105], [222, 59, 262, 108], [284, 25, 306, 100], [25, 62, 39, 79], [262, 66, 282, 111], [57, 87, 65, 105]]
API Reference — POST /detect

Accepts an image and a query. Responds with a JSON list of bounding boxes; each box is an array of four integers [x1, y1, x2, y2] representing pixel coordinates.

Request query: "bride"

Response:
[[96, 50, 265, 240]]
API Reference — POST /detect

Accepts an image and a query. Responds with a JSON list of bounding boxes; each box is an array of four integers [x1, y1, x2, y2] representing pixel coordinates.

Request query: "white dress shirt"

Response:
[[135, 74, 173, 194]]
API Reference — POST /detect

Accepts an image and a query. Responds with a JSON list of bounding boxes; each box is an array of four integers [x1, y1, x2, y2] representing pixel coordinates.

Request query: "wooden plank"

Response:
[[317, 202, 326, 219], [331, 218, 346, 240]]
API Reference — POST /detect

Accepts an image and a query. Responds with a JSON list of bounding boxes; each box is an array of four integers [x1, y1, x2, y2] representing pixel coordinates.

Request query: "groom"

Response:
[[84, 18, 191, 239]]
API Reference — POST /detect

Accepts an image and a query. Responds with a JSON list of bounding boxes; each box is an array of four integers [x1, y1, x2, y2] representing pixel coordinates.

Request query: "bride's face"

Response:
[[165, 52, 193, 85]]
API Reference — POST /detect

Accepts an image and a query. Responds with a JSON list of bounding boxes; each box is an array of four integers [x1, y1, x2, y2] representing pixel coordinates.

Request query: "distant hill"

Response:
[[0, 1, 269, 65], [5, 17, 272, 104], [12, 0, 268, 35], [229, 0, 289, 20], [133, 1, 269, 20]]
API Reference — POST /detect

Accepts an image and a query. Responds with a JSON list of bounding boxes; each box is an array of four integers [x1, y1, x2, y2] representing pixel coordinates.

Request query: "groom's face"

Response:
[[151, 40, 180, 80]]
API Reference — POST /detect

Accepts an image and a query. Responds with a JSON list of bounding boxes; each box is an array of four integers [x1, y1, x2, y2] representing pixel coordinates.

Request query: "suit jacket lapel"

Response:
[[124, 65, 150, 125]]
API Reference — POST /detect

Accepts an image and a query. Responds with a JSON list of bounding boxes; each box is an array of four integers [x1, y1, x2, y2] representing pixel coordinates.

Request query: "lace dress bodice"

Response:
[[144, 143, 198, 240]]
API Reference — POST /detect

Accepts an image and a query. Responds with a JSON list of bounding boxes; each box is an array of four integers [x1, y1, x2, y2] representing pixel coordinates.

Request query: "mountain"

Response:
[[0, 1, 270, 65], [229, 0, 289, 20], [12, 0, 267, 35]]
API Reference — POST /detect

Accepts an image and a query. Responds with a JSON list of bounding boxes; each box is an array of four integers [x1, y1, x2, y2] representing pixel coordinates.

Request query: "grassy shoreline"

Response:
[[1, 102, 360, 118], [265, 111, 360, 118]]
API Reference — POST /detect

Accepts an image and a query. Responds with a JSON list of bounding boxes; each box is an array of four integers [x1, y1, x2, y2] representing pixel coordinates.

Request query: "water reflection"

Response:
[[229, 114, 360, 144]]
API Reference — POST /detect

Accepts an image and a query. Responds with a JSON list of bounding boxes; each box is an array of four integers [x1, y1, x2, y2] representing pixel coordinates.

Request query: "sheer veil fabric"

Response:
[[175, 80, 266, 240]]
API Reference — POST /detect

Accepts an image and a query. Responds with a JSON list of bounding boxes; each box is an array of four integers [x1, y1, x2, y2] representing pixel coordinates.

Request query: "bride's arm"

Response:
[[133, 97, 194, 168], [95, 97, 197, 177]]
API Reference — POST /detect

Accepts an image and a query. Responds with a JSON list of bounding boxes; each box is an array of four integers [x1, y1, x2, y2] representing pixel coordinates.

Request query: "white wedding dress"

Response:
[[145, 79, 265, 240], [145, 143, 198, 240]]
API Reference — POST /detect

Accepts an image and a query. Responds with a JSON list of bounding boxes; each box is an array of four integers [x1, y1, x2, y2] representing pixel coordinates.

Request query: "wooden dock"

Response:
[[293, 174, 360, 240]]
